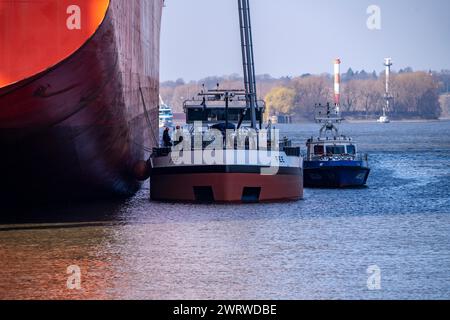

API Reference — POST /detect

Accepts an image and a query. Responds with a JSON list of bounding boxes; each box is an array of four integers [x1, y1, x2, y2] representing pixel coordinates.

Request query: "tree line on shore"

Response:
[[160, 69, 450, 120]]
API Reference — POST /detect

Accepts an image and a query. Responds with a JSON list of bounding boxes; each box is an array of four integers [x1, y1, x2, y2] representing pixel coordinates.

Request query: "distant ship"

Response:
[[0, 0, 163, 201], [378, 113, 390, 124], [303, 103, 370, 188], [159, 96, 174, 128], [377, 115, 391, 123]]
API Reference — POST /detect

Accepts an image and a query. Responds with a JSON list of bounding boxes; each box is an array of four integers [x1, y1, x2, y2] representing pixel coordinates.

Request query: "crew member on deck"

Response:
[[163, 127, 172, 147]]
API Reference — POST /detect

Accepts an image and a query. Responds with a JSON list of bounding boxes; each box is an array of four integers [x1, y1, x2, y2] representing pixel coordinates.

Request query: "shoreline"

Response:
[[280, 118, 449, 125], [345, 118, 446, 124]]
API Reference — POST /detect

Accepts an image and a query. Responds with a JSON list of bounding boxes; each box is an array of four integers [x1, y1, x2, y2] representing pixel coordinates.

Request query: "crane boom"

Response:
[[238, 0, 258, 130]]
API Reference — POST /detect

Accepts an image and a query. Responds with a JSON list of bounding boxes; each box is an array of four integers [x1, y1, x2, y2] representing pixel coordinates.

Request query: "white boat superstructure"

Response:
[[378, 115, 390, 123], [159, 96, 174, 128]]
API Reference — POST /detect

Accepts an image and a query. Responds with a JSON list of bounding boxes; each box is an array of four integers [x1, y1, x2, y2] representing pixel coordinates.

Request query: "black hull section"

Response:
[[0, 123, 146, 203], [304, 166, 370, 188]]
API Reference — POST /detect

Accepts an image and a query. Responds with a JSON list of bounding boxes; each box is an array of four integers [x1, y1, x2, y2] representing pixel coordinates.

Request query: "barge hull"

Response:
[[151, 170, 303, 203]]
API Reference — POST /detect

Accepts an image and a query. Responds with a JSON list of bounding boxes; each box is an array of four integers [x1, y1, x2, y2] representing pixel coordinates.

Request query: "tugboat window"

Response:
[[326, 145, 346, 155], [314, 145, 324, 155], [346, 145, 356, 155], [186, 107, 262, 123]]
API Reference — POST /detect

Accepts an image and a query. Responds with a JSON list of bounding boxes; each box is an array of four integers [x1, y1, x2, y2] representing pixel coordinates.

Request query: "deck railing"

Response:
[[304, 153, 369, 162]]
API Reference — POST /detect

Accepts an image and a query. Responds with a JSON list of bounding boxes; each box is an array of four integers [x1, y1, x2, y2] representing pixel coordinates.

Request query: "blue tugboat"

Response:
[[303, 103, 370, 188]]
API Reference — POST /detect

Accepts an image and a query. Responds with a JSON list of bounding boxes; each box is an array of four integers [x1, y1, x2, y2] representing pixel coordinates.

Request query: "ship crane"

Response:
[[238, 0, 258, 130]]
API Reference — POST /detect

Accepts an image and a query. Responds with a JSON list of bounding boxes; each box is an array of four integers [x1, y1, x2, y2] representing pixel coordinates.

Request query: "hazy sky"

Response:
[[160, 0, 450, 81]]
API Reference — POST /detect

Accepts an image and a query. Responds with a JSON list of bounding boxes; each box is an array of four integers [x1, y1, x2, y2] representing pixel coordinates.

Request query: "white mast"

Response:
[[334, 58, 341, 109]]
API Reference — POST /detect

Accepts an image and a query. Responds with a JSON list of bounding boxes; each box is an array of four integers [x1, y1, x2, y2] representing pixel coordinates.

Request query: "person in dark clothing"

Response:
[[163, 127, 173, 147]]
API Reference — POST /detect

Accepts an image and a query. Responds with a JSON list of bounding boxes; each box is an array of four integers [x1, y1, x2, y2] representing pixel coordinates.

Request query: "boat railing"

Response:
[[153, 144, 296, 154], [153, 138, 301, 158], [304, 153, 369, 162]]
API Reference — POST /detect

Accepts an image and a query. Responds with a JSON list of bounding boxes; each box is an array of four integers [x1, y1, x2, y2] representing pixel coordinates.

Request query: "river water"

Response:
[[1, 121, 449, 300]]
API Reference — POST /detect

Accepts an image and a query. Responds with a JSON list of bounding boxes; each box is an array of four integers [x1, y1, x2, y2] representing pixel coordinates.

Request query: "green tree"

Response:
[[265, 87, 296, 116]]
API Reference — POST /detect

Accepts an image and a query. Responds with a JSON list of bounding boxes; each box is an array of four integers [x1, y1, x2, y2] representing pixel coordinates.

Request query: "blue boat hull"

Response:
[[304, 161, 370, 188]]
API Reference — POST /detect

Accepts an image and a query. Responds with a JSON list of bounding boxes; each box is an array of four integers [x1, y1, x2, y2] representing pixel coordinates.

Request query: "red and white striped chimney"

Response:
[[334, 58, 341, 106]]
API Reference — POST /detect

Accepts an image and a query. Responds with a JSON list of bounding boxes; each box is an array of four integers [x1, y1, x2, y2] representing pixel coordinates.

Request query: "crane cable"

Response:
[[139, 84, 159, 147]]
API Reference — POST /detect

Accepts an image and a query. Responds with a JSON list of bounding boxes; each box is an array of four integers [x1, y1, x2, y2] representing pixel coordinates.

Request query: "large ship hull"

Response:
[[0, 1, 163, 202]]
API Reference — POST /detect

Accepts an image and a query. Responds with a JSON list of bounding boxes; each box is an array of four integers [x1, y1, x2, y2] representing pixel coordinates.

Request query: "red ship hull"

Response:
[[151, 173, 303, 203], [151, 169, 303, 203], [0, 0, 163, 202]]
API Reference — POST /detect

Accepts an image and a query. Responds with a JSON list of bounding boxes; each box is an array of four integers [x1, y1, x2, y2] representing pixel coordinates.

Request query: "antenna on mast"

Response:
[[314, 59, 345, 137]]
